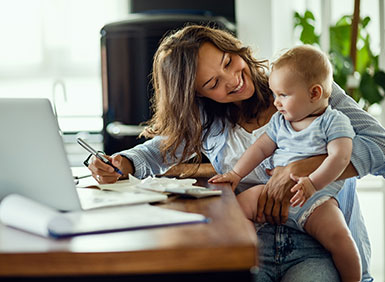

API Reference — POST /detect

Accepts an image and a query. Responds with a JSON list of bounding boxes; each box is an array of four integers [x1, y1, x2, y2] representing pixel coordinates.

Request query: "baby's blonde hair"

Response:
[[271, 45, 333, 97]]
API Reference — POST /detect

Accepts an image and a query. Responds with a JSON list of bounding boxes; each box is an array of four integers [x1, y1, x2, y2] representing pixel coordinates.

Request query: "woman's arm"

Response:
[[90, 107, 227, 182], [330, 82, 385, 176], [119, 136, 182, 179], [289, 137, 353, 207], [88, 136, 181, 183], [163, 163, 216, 178], [309, 137, 352, 190], [257, 155, 358, 224]]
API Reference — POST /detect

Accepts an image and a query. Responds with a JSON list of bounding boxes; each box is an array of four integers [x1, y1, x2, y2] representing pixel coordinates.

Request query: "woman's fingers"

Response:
[[111, 154, 124, 172], [94, 173, 120, 184], [289, 173, 300, 183], [256, 187, 268, 221], [89, 156, 112, 173], [88, 155, 120, 184]]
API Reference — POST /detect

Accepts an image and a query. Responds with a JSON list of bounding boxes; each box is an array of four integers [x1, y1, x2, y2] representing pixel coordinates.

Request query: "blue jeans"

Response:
[[253, 224, 340, 282]]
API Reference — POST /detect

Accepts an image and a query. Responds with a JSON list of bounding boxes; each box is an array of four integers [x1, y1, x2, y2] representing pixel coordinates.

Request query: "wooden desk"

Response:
[[0, 179, 257, 280]]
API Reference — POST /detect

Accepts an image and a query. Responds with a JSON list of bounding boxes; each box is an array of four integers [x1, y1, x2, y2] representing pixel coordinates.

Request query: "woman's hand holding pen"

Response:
[[88, 154, 134, 184]]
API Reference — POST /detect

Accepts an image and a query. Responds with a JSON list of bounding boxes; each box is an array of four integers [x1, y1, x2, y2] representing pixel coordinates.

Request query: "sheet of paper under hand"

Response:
[[97, 175, 205, 192], [94, 175, 222, 198]]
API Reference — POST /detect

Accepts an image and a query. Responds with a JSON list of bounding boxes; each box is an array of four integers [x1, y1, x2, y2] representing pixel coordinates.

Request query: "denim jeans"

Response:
[[253, 224, 340, 282], [248, 178, 373, 282]]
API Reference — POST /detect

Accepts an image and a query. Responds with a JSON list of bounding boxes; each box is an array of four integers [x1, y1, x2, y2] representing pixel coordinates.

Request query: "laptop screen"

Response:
[[0, 98, 82, 211]]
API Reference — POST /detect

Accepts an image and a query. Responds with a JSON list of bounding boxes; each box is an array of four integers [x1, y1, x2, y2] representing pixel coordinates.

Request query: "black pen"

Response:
[[77, 138, 123, 175]]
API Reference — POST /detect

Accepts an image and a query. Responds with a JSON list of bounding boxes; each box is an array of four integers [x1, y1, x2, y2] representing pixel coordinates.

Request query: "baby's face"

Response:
[[269, 66, 314, 122]]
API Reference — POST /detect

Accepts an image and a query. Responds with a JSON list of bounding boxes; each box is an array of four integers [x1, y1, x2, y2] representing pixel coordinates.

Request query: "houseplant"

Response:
[[294, 10, 385, 109]]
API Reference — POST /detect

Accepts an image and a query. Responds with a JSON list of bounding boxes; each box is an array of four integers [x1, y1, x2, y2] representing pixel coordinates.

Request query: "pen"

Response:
[[77, 138, 123, 175]]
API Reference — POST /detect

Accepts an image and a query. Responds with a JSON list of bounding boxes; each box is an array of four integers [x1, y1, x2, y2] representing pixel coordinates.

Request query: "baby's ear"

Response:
[[309, 84, 323, 102]]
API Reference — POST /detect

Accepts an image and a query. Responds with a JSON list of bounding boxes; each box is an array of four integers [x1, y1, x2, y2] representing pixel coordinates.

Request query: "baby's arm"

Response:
[[290, 137, 353, 206], [209, 133, 276, 190], [208, 170, 242, 190]]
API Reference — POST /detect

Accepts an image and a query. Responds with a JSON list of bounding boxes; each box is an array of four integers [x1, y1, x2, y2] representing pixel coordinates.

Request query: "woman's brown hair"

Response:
[[142, 25, 271, 167]]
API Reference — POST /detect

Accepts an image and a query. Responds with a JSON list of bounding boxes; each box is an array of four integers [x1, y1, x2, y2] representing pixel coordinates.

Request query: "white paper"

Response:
[[76, 187, 167, 210], [48, 204, 207, 237], [94, 175, 202, 193], [0, 194, 207, 238], [0, 194, 59, 237]]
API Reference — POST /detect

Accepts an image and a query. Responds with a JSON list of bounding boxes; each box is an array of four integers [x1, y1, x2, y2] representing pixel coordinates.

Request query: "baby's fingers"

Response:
[[299, 199, 307, 207], [208, 174, 221, 182], [290, 190, 304, 207], [209, 174, 227, 183], [290, 183, 302, 193]]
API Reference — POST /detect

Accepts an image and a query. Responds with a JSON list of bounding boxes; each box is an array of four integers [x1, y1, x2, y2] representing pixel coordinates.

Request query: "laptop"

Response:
[[0, 98, 166, 211]]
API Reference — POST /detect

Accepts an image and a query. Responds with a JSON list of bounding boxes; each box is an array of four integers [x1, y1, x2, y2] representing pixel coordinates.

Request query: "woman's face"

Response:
[[195, 42, 255, 105]]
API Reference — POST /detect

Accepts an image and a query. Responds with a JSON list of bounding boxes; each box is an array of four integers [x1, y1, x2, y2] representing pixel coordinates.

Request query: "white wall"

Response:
[[235, 0, 296, 61]]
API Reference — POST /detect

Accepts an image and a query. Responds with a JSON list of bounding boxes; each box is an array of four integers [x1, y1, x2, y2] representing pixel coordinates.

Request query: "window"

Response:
[[0, 0, 129, 132]]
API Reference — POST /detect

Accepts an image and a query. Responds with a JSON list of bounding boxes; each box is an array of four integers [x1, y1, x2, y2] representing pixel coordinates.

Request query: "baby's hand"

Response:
[[208, 170, 242, 191], [289, 174, 317, 207]]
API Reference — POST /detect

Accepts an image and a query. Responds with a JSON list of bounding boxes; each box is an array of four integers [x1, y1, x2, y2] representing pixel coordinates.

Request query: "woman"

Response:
[[88, 25, 385, 281]]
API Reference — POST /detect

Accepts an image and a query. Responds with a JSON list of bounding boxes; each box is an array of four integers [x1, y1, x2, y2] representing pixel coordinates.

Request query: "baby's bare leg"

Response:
[[236, 185, 265, 222], [304, 198, 361, 282]]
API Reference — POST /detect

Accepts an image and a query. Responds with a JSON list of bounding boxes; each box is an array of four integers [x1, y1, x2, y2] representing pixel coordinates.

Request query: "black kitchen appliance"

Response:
[[101, 13, 235, 154]]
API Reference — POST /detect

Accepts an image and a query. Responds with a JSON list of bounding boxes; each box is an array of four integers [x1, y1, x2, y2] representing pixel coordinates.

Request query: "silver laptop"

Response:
[[0, 98, 166, 211]]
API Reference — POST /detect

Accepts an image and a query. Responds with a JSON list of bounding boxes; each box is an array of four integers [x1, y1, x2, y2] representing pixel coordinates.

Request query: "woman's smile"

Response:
[[229, 73, 245, 94]]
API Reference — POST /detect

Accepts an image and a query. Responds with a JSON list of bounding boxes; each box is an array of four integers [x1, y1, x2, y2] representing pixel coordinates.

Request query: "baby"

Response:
[[210, 45, 361, 282]]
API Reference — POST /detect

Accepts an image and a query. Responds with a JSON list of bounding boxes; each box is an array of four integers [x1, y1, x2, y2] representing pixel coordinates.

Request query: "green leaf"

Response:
[[301, 24, 319, 44], [359, 71, 383, 104], [356, 44, 370, 73], [330, 51, 353, 92], [294, 11, 383, 106], [336, 15, 351, 26], [293, 10, 319, 45], [294, 12, 302, 28], [362, 16, 371, 28], [330, 24, 351, 56], [304, 10, 315, 21], [374, 70, 385, 90], [352, 88, 361, 102]]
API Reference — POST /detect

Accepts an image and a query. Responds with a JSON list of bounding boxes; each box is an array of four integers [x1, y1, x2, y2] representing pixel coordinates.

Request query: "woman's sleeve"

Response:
[[115, 106, 223, 179], [117, 136, 182, 179], [330, 82, 385, 178], [337, 178, 372, 280]]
